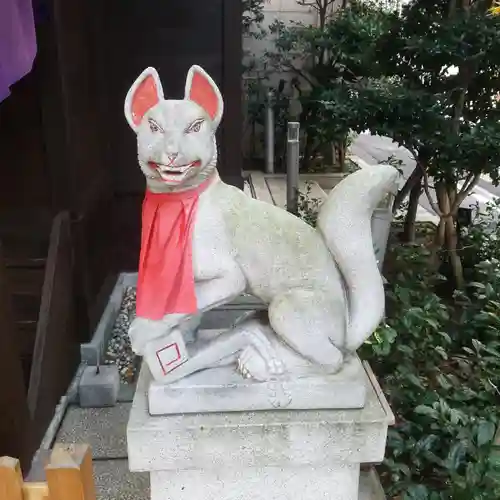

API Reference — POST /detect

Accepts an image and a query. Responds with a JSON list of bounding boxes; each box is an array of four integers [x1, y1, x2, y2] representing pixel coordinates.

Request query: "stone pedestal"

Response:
[[148, 351, 367, 415], [127, 363, 394, 500]]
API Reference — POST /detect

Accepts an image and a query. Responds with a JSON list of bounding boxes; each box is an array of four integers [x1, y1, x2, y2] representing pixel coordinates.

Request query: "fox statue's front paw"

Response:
[[129, 313, 189, 355], [129, 317, 170, 355]]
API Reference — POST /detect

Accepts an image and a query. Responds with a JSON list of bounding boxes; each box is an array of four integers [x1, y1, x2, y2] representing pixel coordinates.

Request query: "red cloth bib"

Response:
[[136, 178, 212, 320]]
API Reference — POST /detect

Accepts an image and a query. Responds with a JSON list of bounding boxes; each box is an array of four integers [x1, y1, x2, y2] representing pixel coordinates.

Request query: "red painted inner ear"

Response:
[[131, 75, 160, 126], [188, 71, 219, 121]]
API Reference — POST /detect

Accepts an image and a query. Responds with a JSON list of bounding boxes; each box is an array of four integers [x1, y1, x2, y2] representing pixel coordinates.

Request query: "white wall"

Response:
[[242, 0, 334, 159], [242, 0, 405, 159], [263, 0, 319, 25], [241, 0, 363, 160], [243, 0, 344, 75]]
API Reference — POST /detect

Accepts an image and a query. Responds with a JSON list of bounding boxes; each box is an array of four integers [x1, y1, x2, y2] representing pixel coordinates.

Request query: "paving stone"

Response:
[[93, 459, 149, 500], [56, 403, 131, 458]]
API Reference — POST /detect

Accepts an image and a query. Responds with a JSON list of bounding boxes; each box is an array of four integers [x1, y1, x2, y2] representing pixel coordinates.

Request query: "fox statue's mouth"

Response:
[[148, 160, 201, 183]]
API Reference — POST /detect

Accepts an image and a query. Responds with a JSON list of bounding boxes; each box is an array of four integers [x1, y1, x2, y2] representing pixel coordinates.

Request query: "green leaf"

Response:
[[465, 461, 481, 487], [446, 441, 467, 472], [469, 282, 486, 289], [435, 346, 448, 360], [416, 434, 439, 452], [415, 405, 438, 419], [438, 331, 452, 344], [406, 373, 424, 388], [424, 317, 439, 329], [404, 484, 430, 500], [489, 451, 500, 470], [449, 408, 465, 426], [436, 373, 451, 389], [477, 421, 496, 447], [472, 339, 484, 352]]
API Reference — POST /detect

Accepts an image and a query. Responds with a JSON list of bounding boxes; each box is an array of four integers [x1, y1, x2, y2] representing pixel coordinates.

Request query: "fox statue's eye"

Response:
[[186, 119, 203, 134], [148, 119, 162, 133]]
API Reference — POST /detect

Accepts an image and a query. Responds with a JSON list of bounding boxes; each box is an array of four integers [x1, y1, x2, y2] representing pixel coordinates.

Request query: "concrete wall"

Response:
[[241, 0, 406, 161], [243, 0, 404, 70], [243, 0, 339, 64], [263, 0, 319, 25]]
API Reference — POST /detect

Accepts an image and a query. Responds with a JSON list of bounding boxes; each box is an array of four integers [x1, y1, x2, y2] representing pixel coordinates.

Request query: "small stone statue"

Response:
[[124, 65, 398, 386]]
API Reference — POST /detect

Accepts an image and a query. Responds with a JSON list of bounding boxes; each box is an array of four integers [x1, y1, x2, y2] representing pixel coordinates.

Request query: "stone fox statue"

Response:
[[125, 65, 399, 384]]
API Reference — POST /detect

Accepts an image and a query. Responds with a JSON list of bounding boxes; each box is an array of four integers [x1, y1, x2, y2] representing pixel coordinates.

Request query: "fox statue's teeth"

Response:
[[154, 161, 200, 177], [158, 170, 187, 182], [159, 166, 188, 173]]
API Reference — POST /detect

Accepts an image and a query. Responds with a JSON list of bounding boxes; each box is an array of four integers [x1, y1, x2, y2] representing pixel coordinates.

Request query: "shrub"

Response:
[[296, 175, 500, 498], [362, 243, 500, 499]]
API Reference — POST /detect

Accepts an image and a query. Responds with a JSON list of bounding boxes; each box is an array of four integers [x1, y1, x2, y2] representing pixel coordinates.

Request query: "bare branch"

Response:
[[458, 172, 474, 195], [403, 144, 419, 160], [420, 163, 443, 216], [455, 172, 481, 208], [296, 0, 326, 12], [283, 63, 316, 87]]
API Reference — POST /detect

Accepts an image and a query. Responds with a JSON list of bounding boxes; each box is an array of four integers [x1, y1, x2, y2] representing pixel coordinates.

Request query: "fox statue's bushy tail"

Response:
[[317, 164, 399, 352]]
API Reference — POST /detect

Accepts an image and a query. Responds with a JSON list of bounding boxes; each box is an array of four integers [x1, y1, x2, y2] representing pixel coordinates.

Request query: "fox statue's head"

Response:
[[124, 65, 223, 191]]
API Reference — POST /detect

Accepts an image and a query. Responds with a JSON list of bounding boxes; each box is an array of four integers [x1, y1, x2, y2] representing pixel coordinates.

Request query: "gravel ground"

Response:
[[104, 287, 138, 384]]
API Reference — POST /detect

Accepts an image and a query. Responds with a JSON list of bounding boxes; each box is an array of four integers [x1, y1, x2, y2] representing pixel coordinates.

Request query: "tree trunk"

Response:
[[301, 133, 313, 170], [393, 167, 423, 214], [445, 185, 464, 288], [402, 177, 422, 243], [322, 141, 334, 167], [445, 215, 464, 289], [337, 140, 346, 172], [318, 1, 327, 29], [432, 183, 447, 269], [434, 182, 465, 288]]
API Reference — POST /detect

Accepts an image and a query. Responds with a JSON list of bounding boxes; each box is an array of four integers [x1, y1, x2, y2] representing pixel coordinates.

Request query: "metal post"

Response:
[[265, 91, 275, 174], [286, 122, 300, 214]]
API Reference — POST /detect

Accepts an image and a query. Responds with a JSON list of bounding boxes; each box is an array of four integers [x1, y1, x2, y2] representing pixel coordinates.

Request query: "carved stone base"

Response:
[[147, 354, 367, 415], [127, 361, 393, 500], [150, 464, 361, 500]]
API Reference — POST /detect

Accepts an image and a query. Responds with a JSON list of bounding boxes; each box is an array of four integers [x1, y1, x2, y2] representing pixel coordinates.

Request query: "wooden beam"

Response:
[[27, 213, 79, 450], [0, 244, 33, 469]]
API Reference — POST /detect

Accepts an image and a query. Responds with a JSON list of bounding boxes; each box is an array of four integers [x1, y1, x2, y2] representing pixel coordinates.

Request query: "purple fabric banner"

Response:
[[0, 0, 37, 102]]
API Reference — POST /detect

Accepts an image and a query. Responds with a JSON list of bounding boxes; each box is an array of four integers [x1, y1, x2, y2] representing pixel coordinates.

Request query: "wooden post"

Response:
[[0, 456, 50, 500], [1, 444, 96, 500], [0, 457, 23, 500], [45, 444, 96, 500]]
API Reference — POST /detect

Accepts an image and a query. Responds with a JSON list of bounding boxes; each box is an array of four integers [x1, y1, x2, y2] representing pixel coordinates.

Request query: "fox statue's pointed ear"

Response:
[[125, 67, 164, 131], [184, 65, 223, 129]]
